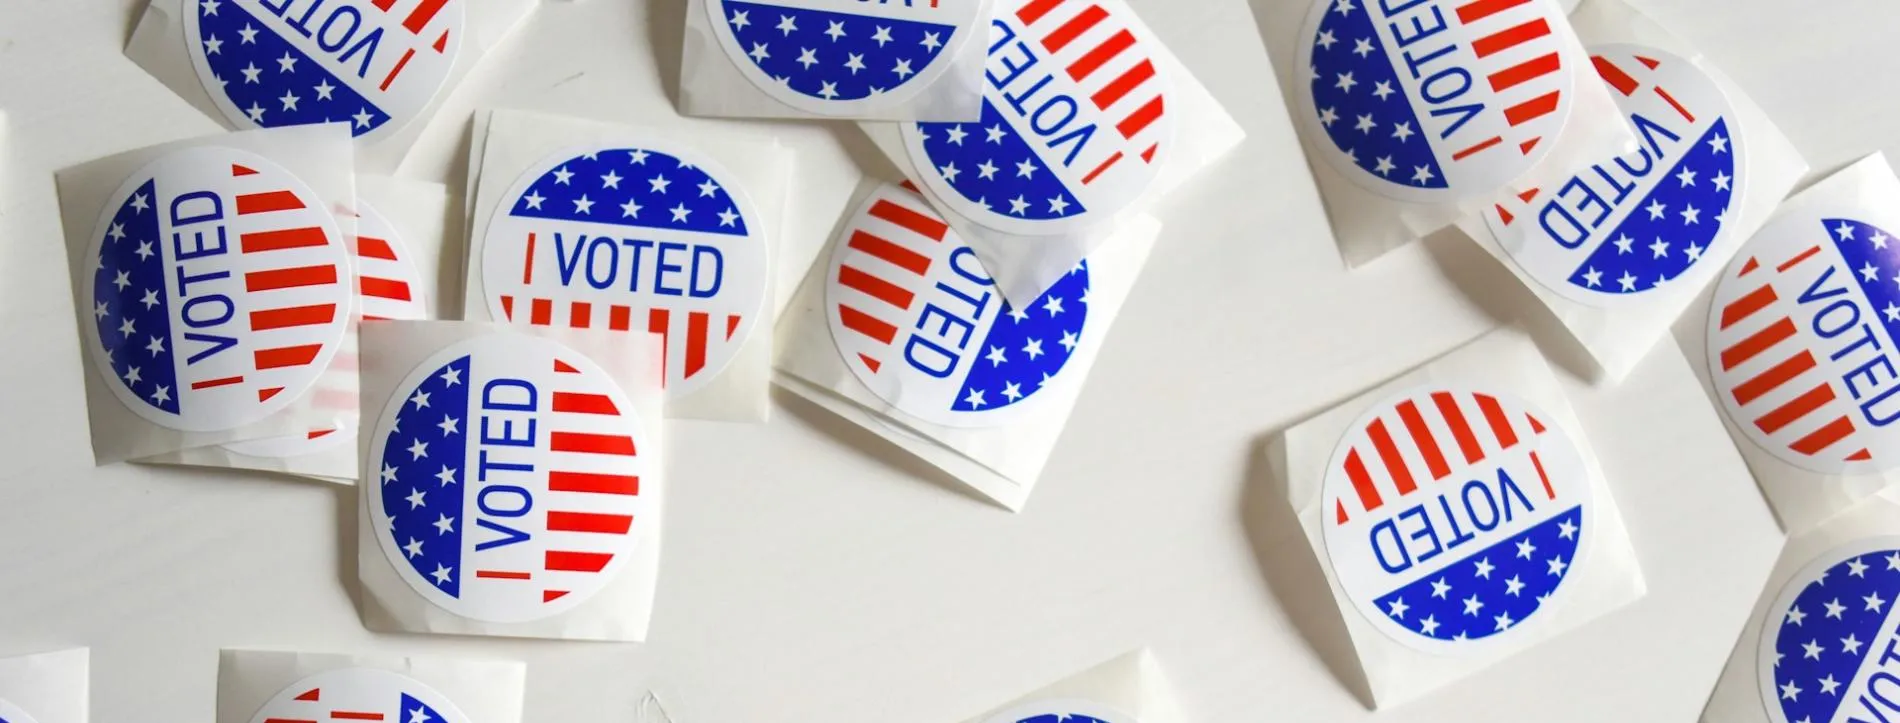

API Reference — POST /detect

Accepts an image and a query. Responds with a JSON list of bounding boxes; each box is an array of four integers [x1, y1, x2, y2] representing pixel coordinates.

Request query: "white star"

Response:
[[1316, 29, 1336, 49], [572, 195, 594, 214], [1713, 171, 1732, 191], [1650, 238, 1670, 258], [238, 24, 257, 43], [1334, 0, 1356, 15], [1864, 261, 1882, 282], [245, 102, 266, 123], [1352, 37, 1374, 57], [437, 415, 460, 436], [1836, 222, 1858, 241], [670, 203, 692, 223], [403, 538, 424, 559], [1008, 196, 1030, 215], [1059, 331, 1079, 352], [1548, 556, 1569, 576], [1001, 382, 1023, 402], [278, 90, 300, 111], [748, 42, 770, 63], [599, 170, 622, 189], [729, 9, 749, 28], [1042, 296, 1065, 316], [1430, 578, 1451, 599], [1681, 204, 1702, 225], [1710, 134, 1730, 154], [1676, 168, 1698, 187], [650, 174, 672, 193], [200, 0, 219, 15], [435, 466, 458, 486], [824, 19, 846, 41], [1014, 159, 1038, 179], [1781, 680, 1801, 702], [1582, 267, 1602, 287], [275, 52, 297, 73], [1391, 122, 1414, 141], [1557, 519, 1577, 540], [964, 388, 987, 408], [985, 346, 1008, 366], [920, 31, 942, 50], [1611, 234, 1634, 255], [1411, 165, 1434, 185], [313, 79, 334, 101], [1387, 598, 1409, 619], [151, 385, 171, 404], [1023, 338, 1045, 359], [106, 223, 125, 242], [893, 58, 914, 79], [844, 53, 866, 74], [203, 35, 223, 55], [1419, 615, 1440, 635], [430, 564, 452, 585], [134, 239, 155, 261], [776, 14, 797, 35], [380, 464, 397, 484], [1618, 272, 1637, 291], [976, 160, 998, 180], [1505, 575, 1525, 596], [408, 707, 431, 723], [1877, 232, 1893, 250], [871, 25, 893, 46], [1494, 611, 1514, 632], [620, 199, 642, 218], [352, 108, 374, 129], [1646, 200, 1667, 220], [130, 193, 149, 212], [433, 514, 455, 535], [1462, 594, 1483, 616], [796, 47, 818, 70], [1334, 72, 1357, 92], [117, 317, 135, 338], [1009, 306, 1030, 323], [410, 390, 431, 409], [112, 270, 131, 291], [1473, 558, 1495, 579], [407, 438, 429, 460], [1373, 156, 1394, 176], [1516, 538, 1536, 559], [1867, 591, 1888, 612], [1372, 80, 1394, 100], [1803, 639, 1824, 660], [1354, 114, 1375, 133], [1851, 558, 1871, 577], [938, 162, 961, 183], [986, 125, 1006, 144], [1047, 196, 1070, 214], [945, 126, 968, 145], [549, 167, 574, 186], [718, 209, 739, 227], [818, 81, 839, 99], [1787, 606, 1807, 626], [1821, 674, 1842, 696], [1888, 552, 1900, 571], [1686, 242, 1705, 261], [92, 301, 109, 321]]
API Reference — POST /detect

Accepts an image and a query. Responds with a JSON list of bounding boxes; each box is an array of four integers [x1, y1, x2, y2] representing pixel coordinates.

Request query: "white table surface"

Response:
[[0, 0, 1893, 720]]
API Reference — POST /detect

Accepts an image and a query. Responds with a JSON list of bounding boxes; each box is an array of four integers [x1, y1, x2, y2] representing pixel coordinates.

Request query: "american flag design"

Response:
[[1322, 385, 1591, 650], [1707, 216, 1900, 476], [1299, 0, 1575, 202], [84, 146, 351, 433], [185, 0, 463, 142], [900, 0, 1175, 236], [706, 0, 983, 114], [1487, 44, 1741, 306], [1757, 538, 1900, 723], [248, 667, 472, 723], [478, 143, 769, 399], [981, 699, 1134, 723], [221, 199, 430, 459], [826, 183, 1090, 429], [366, 334, 653, 622]]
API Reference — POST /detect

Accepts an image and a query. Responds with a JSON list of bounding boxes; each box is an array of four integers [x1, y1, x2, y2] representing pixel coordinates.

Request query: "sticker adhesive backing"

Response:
[[248, 667, 473, 723], [705, 0, 985, 115], [1757, 538, 1900, 723]]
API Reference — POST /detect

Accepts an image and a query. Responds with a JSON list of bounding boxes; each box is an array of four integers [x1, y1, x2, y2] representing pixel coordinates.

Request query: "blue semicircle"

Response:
[[720, 0, 958, 102]]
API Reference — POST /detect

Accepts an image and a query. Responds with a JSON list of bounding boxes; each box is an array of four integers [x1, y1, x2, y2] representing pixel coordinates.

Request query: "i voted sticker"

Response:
[[901, 0, 1176, 236], [222, 198, 430, 459], [826, 184, 1089, 428], [706, 0, 985, 115], [1487, 45, 1742, 305], [366, 334, 654, 622], [248, 667, 472, 723], [1707, 215, 1900, 475], [1296, 0, 1577, 202], [0, 697, 39, 723], [85, 146, 351, 432], [982, 700, 1135, 723], [478, 142, 769, 398], [1757, 538, 1900, 723], [184, 0, 463, 142], [1322, 385, 1592, 653]]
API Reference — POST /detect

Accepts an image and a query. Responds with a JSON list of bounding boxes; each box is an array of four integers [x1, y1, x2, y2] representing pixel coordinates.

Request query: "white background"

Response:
[[0, 0, 1890, 721]]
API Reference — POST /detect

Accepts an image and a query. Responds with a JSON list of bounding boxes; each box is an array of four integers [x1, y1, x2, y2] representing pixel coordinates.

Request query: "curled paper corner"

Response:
[[634, 691, 677, 723]]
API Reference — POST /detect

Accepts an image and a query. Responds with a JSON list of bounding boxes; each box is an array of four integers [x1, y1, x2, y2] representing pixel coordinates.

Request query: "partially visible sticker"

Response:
[[0, 697, 40, 723], [981, 699, 1136, 723], [704, 0, 985, 115], [84, 146, 352, 432], [1707, 215, 1900, 475], [1488, 44, 1743, 305], [901, 0, 1176, 236], [1321, 385, 1593, 654], [1756, 538, 1900, 723], [182, 0, 465, 142], [1295, 0, 1577, 202], [478, 142, 769, 399], [222, 199, 429, 459], [247, 667, 473, 723], [366, 333, 655, 622], [826, 184, 1090, 428]]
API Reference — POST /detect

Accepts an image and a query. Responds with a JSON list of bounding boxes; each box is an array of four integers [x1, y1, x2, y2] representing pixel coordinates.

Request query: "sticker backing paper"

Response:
[[247, 667, 472, 723], [958, 650, 1190, 723], [216, 650, 523, 723]]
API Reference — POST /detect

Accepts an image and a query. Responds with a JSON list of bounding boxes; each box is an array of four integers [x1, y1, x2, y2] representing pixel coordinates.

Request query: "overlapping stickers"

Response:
[[216, 650, 522, 723], [860, 0, 1241, 306], [776, 180, 1156, 511], [0, 650, 87, 723], [1268, 328, 1642, 708], [679, 0, 995, 121], [1453, 0, 1806, 381], [959, 650, 1189, 723], [354, 321, 665, 641]]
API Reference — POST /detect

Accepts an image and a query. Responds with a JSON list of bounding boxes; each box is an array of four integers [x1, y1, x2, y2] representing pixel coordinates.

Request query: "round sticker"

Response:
[[900, 0, 1177, 237], [183, 0, 464, 142], [1294, 0, 1577, 203], [1756, 538, 1900, 723], [1706, 214, 1900, 475], [248, 667, 473, 723], [704, 0, 985, 116], [982, 699, 1136, 723], [366, 334, 655, 622], [825, 184, 1090, 428], [85, 146, 351, 432], [1320, 385, 1593, 653], [477, 142, 769, 399], [1486, 44, 1743, 306], [222, 199, 430, 459], [0, 697, 40, 723]]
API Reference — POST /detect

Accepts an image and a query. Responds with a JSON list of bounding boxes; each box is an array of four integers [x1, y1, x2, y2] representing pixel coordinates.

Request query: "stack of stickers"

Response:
[[216, 650, 523, 723]]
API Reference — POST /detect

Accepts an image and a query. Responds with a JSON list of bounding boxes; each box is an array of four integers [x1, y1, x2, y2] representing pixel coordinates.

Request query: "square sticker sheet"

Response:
[[461, 108, 794, 422], [857, 0, 1242, 307], [1701, 492, 1900, 723], [216, 649, 523, 723], [1265, 0, 1636, 267], [138, 175, 455, 483], [1673, 153, 1900, 535], [775, 178, 1158, 512], [1266, 327, 1644, 709], [353, 321, 668, 642], [55, 124, 361, 464], [0, 649, 88, 723], [958, 649, 1190, 723], [124, 0, 539, 174], [678, 0, 995, 121], [1451, 0, 1807, 382]]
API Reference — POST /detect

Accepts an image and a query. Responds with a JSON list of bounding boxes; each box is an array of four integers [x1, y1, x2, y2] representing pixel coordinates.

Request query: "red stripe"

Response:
[[548, 471, 640, 495], [523, 232, 537, 285], [241, 227, 329, 253], [254, 344, 322, 370], [1755, 383, 1835, 434], [370, 0, 395, 9], [609, 305, 631, 331], [1732, 350, 1817, 405], [685, 311, 709, 377], [378, 48, 416, 92], [650, 308, 670, 383], [1117, 96, 1165, 139], [553, 392, 619, 415], [545, 550, 613, 573], [1366, 419, 1417, 496], [1489, 53, 1562, 93], [1081, 151, 1124, 185], [246, 265, 337, 292], [1779, 245, 1822, 272], [1719, 285, 1778, 329], [1473, 19, 1550, 58], [191, 375, 244, 390], [1141, 143, 1157, 162], [1456, 0, 1530, 24], [1093, 60, 1155, 110], [500, 295, 514, 320], [839, 305, 898, 344], [848, 231, 932, 276], [331, 713, 384, 721], [1343, 448, 1383, 512], [1792, 417, 1856, 455], [1741, 258, 1761, 276], [531, 298, 552, 326], [236, 190, 305, 215], [403, 0, 448, 33], [294, 688, 321, 702], [1530, 451, 1556, 500], [1655, 86, 1696, 123], [1016, 0, 1064, 24], [867, 200, 950, 241], [1474, 393, 1518, 449], [476, 570, 531, 580], [570, 301, 592, 328], [265, 719, 317, 723], [555, 359, 579, 374], [250, 303, 337, 330], [1721, 317, 1797, 371], [1432, 392, 1485, 464], [356, 236, 398, 260], [1396, 400, 1450, 481], [1451, 136, 1502, 161], [1041, 4, 1107, 53], [258, 387, 284, 401], [550, 432, 637, 456], [1067, 29, 1134, 81], [1503, 91, 1562, 126], [547, 511, 633, 535], [727, 314, 742, 340], [361, 277, 412, 302], [839, 264, 916, 309], [1592, 55, 1639, 95], [231, 164, 258, 176]]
